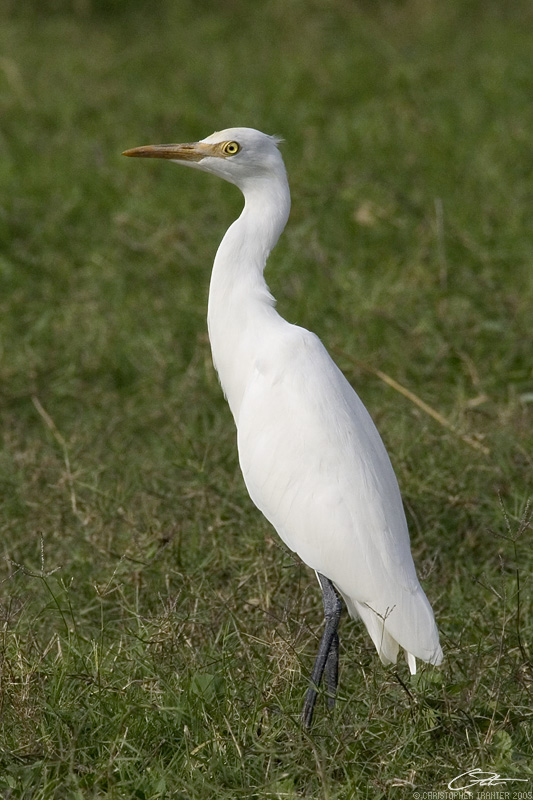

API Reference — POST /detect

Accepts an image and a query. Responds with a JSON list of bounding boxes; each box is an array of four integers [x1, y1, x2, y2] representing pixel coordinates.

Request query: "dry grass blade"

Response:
[[336, 349, 490, 456], [32, 395, 79, 515]]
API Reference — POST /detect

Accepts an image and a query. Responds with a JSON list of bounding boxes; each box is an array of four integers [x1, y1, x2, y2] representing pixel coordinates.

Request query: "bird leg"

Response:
[[324, 629, 339, 710], [301, 573, 342, 728]]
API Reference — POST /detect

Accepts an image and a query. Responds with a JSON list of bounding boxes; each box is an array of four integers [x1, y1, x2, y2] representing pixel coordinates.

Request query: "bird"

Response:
[[123, 127, 443, 727]]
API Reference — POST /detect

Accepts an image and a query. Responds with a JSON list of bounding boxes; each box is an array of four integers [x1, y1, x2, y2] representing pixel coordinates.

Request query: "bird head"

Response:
[[123, 127, 285, 191]]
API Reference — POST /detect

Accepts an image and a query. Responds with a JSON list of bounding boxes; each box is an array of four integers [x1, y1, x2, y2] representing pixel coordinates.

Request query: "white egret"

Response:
[[123, 128, 443, 727]]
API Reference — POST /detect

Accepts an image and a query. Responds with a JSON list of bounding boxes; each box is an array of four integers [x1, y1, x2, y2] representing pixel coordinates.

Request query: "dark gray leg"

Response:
[[301, 573, 342, 728], [325, 629, 339, 710]]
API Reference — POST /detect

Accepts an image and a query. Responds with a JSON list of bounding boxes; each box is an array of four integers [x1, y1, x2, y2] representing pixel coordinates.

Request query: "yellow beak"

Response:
[[122, 142, 216, 162]]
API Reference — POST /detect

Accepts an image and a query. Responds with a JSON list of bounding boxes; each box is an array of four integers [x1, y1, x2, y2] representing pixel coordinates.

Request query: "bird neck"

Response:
[[207, 173, 291, 420]]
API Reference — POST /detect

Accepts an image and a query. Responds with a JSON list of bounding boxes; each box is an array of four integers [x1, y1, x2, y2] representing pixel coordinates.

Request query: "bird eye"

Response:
[[222, 141, 240, 155]]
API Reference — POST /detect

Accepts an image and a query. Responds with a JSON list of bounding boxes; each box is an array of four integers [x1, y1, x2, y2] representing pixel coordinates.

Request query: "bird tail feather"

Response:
[[343, 595, 442, 670]]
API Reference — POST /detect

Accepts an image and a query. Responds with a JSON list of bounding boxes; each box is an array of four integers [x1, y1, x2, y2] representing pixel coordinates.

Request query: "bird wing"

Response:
[[237, 322, 441, 665]]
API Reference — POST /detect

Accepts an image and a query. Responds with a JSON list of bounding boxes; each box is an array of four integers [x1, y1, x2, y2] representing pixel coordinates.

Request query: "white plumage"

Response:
[[124, 127, 442, 725]]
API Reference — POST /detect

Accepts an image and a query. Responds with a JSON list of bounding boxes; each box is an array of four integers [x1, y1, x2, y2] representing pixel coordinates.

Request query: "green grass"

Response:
[[1, 1, 532, 797]]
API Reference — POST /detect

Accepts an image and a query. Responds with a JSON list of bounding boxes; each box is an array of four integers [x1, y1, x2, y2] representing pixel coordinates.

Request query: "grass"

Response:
[[1, 0, 532, 797]]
